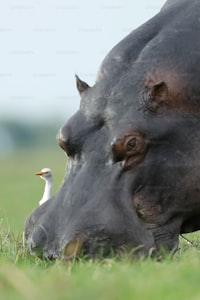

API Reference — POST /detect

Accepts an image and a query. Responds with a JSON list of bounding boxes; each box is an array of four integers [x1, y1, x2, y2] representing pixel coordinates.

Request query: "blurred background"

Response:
[[0, 0, 165, 232]]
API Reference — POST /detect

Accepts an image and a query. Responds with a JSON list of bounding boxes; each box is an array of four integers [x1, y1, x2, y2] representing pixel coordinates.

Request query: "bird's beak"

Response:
[[35, 171, 44, 176], [35, 171, 48, 176]]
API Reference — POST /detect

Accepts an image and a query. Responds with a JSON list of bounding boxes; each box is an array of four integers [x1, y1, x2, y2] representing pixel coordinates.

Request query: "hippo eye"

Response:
[[125, 137, 137, 151], [112, 131, 149, 169]]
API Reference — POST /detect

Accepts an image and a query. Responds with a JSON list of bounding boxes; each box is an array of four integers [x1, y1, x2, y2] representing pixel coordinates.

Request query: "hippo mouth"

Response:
[[25, 216, 156, 261], [27, 235, 147, 261], [63, 231, 149, 260]]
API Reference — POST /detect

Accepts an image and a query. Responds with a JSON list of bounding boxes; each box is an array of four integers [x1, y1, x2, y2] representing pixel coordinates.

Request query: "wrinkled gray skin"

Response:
[[25, 0, 200, 259]]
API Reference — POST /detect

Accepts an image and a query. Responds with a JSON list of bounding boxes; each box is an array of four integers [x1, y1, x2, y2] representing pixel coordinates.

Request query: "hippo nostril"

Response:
[[57, 137, 66, 152], [56, 129, 67, 150], [56, 131, 75, 157]]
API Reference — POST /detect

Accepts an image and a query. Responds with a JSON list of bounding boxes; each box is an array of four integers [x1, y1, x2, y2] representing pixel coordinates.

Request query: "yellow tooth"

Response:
[[64, 237, 84, 259]]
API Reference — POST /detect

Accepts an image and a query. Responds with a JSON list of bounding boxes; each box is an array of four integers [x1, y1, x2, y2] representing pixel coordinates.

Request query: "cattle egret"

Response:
[[35, 168, 53, 205]]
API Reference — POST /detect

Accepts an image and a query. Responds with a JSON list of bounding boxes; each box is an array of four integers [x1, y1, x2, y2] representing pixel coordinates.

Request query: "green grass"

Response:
[[1, 148, 200, 300]]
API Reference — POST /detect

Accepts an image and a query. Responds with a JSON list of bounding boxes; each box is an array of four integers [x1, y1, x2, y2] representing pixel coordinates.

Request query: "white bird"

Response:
[[35, 168, 53, 205]]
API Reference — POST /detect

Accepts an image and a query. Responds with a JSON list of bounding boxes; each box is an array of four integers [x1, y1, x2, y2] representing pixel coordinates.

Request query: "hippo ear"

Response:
[[147, 81, 169, 112], [75, 74, 90, 95]]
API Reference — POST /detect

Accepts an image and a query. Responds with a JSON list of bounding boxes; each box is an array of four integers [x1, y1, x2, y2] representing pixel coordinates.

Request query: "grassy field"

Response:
[[1, 148, 200, 300]]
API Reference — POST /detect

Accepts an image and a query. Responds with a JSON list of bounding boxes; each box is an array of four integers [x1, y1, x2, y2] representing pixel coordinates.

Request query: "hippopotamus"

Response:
[[25, 0, 200, 259]]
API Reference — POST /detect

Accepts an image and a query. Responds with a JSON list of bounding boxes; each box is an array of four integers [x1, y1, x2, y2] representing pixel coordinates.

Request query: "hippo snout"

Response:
[[26, 221, 155, 260]]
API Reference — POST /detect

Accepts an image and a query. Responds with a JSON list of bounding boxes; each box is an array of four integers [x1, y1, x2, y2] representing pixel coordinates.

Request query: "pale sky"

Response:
[[0, 0, 166, 123]]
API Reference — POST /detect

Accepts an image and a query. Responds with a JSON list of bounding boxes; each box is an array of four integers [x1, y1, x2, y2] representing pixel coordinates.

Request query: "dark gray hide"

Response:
[[25, 0, 200, 259]]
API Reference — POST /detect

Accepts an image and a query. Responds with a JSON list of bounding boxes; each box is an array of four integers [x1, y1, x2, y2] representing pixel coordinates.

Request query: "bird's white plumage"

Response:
[[35, 168, 53, 205]]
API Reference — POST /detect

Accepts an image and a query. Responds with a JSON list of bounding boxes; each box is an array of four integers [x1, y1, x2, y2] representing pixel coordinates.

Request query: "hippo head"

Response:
[[25, 0, 200, 259]]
